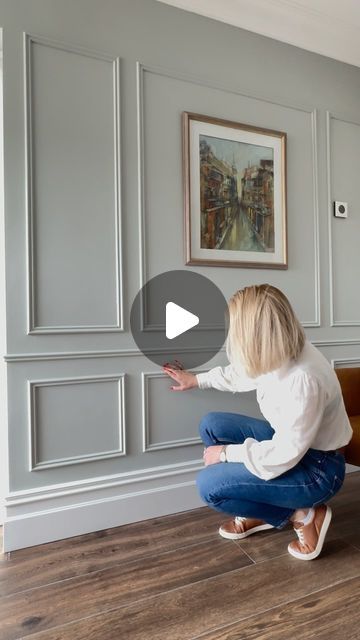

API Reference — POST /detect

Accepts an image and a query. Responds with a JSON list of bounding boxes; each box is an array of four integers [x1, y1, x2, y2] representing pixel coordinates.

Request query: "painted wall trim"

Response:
[[4, 339, 360, 362], [23, 32, 124, 334], [3, 477, 202, 552], [28, 374, 126, 471], [327, 109, 360, 327], [5, 459, 203, 506], [331, 357, 360, 368], [3, 345, 224, 362], [312, 339, 360, 348], [137, 60, 320, 327], [142, 371, 202, 451]]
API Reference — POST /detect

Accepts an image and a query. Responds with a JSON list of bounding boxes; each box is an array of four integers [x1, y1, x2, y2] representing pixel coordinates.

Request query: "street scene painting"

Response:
[[183, 113, 287, 269], [200, 136, 274, 252]]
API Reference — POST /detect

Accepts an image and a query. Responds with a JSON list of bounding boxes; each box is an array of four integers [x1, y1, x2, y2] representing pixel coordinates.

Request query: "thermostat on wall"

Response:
[[334, 201, 348, 218]]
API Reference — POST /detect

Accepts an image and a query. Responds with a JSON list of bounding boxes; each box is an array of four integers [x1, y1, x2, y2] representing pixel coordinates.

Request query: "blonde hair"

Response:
[[226, 284, 305, 378]]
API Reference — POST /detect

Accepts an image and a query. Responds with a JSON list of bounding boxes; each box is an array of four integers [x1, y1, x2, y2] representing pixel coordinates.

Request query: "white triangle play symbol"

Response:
[[165, 302, 199, 340]]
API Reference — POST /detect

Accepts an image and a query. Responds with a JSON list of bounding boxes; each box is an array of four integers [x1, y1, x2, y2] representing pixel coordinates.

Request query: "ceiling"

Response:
[[157, 0, 360, 68]]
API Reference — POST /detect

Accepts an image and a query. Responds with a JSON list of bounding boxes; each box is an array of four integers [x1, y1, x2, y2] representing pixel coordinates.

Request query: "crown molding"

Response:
[[157, 0, 360, 68]]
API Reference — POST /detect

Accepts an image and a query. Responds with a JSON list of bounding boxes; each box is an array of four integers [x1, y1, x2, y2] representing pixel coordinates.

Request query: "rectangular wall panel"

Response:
[[328, 112, 360, 326], [138, 64, 320, 328], [29, 374, 126, 469], [24, 35, 123, 332], [142, 371, 261, 452]]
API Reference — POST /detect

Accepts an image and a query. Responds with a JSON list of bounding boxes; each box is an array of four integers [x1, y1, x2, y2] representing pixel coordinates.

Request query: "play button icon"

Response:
[[166, 302, 199, 339], [130, 270, 229, 368]]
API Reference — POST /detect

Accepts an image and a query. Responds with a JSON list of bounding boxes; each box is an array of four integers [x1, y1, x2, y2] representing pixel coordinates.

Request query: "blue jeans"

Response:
[[196, 411, 346, 528]]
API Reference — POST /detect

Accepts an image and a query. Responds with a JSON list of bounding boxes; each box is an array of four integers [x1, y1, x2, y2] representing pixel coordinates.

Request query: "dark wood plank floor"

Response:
[[1, 471, 360, 640]]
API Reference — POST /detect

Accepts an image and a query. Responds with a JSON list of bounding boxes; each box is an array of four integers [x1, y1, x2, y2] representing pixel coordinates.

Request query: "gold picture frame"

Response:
[[183, 112, 288, 269]]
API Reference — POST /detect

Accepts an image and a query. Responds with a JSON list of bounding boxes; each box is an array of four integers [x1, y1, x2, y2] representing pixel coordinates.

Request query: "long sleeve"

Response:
[[225, 373, 327, 480], [196, 363, 256, 393]]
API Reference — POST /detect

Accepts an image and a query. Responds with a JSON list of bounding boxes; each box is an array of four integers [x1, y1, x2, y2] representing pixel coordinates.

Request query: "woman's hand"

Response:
[[162, 360, 198, 391], [203, 445, 223, 466]]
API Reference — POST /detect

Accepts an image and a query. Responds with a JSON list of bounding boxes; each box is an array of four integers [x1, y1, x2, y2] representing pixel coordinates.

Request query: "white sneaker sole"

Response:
[[219, 522, 275, 540], [287, 505, 332, 561]]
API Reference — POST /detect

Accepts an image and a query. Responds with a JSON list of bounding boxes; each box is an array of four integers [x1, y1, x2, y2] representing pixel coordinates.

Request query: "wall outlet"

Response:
[[334, 201, 348, 218]]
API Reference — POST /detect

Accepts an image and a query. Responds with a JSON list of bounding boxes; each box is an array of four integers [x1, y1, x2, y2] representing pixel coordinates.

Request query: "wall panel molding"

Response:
[[6, 459, 202, 507], [137, 61, 321, 328], [332, 357, 360, 369], [5, 338, 360, 362], [28, 373, 126, 470], [4, 477, 202, 552], [4, 345, 223, 362], [24, 33, 124, 333], [327, 109, 360, 327], [313, 339, 360, 348], [142, 372, 202, 451]]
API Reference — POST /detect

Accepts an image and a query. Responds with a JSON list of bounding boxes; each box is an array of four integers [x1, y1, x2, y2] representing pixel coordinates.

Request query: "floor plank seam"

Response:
[[188, 573, 360, 640], [230, 541, 255, 565], [246, 550, 289, 565], [0, 542, 255, 608], [0, 533, 237, 599], [0, 521, 222, 564], [3, 553, 304, 638], [345, 540, 360, 553], [12, 566, 360, 640], [11, 548, 360, 639], [2, 510, 215, 562]]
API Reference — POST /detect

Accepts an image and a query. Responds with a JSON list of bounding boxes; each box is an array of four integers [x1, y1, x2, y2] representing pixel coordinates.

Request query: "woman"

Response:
[[163, 284, 353, 561]]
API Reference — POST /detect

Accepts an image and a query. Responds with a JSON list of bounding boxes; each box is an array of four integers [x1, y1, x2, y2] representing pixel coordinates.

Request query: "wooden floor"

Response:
[[1, 472, 360, 640]]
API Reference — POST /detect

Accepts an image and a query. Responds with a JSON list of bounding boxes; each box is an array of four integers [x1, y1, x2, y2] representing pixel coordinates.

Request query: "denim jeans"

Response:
[[196, 411, 346, 528]]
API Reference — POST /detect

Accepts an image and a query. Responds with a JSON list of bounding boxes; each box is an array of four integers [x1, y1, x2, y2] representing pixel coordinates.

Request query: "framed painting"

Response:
[[183, 112, 287, 269]]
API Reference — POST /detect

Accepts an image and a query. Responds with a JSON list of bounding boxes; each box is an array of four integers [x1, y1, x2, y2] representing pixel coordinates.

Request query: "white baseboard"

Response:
[[3, 478, 203, 552], [3, 464, 359, 552]]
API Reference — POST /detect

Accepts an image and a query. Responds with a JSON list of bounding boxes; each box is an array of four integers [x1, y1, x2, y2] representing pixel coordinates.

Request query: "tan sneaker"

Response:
[[219, 516, 275, 540], [288, 504, 332, 561]]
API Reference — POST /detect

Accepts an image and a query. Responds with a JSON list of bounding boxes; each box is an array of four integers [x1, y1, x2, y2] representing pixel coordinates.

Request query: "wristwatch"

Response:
[[219, 445, 228, 462]]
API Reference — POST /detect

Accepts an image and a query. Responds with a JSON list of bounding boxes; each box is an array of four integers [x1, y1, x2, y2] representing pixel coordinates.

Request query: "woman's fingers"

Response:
[[162, 363, 195, 392], [162, 364, 177, 371], [163, 365, 178, 373], [163, 366, 180, 380], [163, 360, 184, 371]]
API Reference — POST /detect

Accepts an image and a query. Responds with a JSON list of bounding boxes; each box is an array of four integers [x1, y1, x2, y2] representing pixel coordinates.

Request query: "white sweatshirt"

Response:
[[196, 340, 353, 481]]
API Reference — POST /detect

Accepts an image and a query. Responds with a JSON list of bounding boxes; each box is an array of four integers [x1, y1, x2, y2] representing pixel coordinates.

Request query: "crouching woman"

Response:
[[163, 284, 353, 561]]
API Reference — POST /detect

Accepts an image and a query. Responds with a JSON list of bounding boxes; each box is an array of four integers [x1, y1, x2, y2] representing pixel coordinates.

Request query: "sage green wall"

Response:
[[1, 0, 359, 550]]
